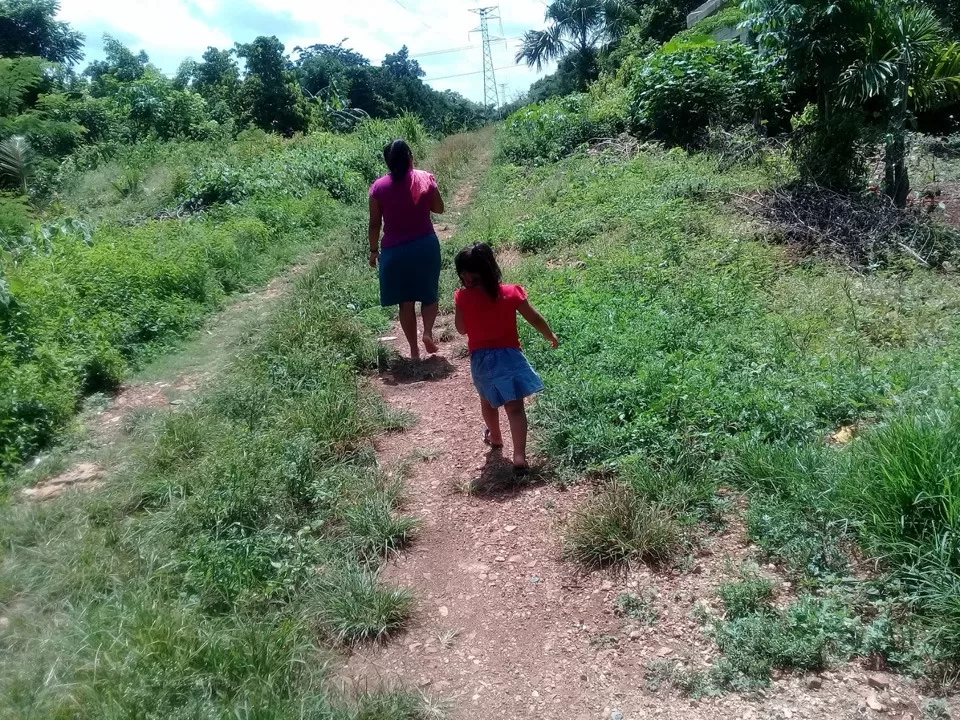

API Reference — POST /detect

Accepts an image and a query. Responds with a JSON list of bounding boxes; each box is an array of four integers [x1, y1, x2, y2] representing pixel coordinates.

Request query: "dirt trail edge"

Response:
[[343, 183, 940, 719]]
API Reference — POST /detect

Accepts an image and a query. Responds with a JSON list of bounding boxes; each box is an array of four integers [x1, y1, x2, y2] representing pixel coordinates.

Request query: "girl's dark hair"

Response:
[[383, 139, 413, 180], [455, 243, 502, 300]]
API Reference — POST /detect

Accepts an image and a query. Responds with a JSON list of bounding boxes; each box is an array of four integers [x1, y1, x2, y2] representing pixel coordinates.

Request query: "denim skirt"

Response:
[[470, 348, 545, 408], [379, 232, 441, 307]]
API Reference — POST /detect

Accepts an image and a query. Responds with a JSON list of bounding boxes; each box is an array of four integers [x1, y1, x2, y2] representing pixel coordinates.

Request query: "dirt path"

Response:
[[343, 172, 948, 720]]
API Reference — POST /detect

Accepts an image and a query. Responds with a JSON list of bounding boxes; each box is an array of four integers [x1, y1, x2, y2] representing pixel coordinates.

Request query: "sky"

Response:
[[56, 0, 556, 105]]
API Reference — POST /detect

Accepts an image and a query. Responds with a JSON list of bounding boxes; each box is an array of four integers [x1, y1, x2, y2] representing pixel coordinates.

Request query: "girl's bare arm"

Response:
[[518, 300, 559, 348], [455, 303, 467, 335]]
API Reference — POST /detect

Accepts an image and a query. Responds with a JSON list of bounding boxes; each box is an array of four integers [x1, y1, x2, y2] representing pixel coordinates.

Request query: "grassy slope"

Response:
[[0, 130, 486, 718], [0, 117, 431, 485], [457, 143, 960, 683]]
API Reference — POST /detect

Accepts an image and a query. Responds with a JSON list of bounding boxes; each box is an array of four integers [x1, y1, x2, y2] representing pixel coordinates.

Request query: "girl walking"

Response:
[[454, 243, 559, 473]]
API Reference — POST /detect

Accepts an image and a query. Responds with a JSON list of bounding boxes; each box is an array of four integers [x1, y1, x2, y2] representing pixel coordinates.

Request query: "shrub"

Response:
[[629, 40, 786, 148], [718, 575, 775, 620], [790, 104, 870, 191], [498, 92, 628, 164]]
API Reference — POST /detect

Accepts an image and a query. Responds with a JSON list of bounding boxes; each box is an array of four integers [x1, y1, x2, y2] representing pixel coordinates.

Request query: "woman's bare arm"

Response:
[[431, 187, 445, 215], [518, 300, 559, 348], [368, 196, 382, 267]]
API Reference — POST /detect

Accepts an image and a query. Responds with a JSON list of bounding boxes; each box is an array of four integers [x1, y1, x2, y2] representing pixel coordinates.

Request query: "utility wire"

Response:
[[426, 63, 526, 82], [391, 0, 433, 30]]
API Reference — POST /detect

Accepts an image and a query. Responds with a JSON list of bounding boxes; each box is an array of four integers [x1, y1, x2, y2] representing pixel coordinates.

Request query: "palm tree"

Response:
[[838, 3, 960, 206], [0, 135, 35, 195], [516, 0, 635, 89]]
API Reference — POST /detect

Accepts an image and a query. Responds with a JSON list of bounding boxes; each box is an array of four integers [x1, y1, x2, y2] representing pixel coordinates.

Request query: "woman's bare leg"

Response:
[[504, 400, 529, 469], [421, 302, 439, 354], [399, 302, 420, 360], [480, 396, 502, 447]]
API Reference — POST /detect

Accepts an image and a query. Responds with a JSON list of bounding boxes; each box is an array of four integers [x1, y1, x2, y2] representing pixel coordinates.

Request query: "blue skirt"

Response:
[[471, 348, 545, 408], [379, 232, 441, 307]]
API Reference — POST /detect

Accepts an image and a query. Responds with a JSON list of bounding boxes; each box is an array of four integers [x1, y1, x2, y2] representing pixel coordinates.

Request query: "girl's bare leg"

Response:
[[504, 400, 529, 469], [421, 302, 439, 354], [480, 396, 502, 447], [398, 302, 420, 360]]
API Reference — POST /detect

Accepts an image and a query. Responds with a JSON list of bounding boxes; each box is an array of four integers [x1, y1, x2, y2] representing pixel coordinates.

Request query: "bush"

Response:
[[790, 104, 870, 191], [629, 40, 786, 148], [498, 92, 628, 164]]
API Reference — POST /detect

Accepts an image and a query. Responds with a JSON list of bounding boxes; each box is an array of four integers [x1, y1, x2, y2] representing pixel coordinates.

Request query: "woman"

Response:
[[369, 139, 446, 360]]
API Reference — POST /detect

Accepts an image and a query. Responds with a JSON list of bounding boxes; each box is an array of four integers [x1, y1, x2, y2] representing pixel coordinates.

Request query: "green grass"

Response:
[[0, 116, 435, 487], [458, 133, 960, 680], [0, 128, 485, 718], [0, 186, 445, 718]]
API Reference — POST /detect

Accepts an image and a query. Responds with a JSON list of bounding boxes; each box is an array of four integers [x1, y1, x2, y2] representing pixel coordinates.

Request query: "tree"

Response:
[[235, 36, 309, 136], [83, 34, 149, 97], [0, 0, 83, 65], [516, 0, 636, 89], [383, 46, 424, 79], [746, 0, 960, 205], [837, 3, 960, 206]]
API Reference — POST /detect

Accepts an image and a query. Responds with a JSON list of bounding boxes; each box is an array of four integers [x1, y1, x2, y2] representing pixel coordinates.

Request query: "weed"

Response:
[[718, 576, 775, 620], [615, 590, 659, 624], [565, 482, 682, 567], [922, 699, 952, 720]]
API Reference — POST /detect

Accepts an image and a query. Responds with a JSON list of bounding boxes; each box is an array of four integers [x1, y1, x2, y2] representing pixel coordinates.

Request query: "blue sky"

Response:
[[57, 0, 555, 104]]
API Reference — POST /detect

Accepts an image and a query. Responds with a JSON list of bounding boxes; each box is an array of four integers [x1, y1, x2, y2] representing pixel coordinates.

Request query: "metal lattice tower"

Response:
[[470, 6, 501, 110]]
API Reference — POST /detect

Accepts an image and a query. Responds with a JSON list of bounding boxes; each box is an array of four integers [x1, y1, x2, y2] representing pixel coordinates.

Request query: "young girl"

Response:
[[454, 243, 559, 474]]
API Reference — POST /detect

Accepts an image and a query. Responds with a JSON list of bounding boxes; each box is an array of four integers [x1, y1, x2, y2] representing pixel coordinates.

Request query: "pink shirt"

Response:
[[370, 170, 438, 249]]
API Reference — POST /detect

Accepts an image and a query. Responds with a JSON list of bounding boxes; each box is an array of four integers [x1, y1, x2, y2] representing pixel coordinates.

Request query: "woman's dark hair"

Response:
[[383, 139, 413, 180], [455, 243, 502, 300]]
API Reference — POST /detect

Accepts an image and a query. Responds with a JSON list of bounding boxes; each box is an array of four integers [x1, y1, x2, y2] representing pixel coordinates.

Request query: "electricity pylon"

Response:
[[470, 6, 501, 110]]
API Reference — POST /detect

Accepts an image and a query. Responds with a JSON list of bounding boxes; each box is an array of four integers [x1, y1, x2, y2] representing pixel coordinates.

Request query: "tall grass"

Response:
[[0, 231, 425, 717]]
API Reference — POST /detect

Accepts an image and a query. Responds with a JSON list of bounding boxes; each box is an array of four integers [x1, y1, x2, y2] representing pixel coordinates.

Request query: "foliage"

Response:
[[516, 0, 635, 90], [499, 90, 628, 164], [0, 133, 35, 193], [0, 0, 84, 65], [0, 235, 425, 715], [629, 40, 787, 148], [0, 115, 428, 482], [718, 575, 775, 619], [235, 36, 310, 137]]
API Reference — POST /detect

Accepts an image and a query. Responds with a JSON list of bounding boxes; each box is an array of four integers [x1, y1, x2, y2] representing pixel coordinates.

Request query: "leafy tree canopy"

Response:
[[0, 0, 83, 65]]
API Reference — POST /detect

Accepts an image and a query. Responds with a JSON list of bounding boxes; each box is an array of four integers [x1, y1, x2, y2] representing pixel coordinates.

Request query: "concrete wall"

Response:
[[686, 0, 727, 28]]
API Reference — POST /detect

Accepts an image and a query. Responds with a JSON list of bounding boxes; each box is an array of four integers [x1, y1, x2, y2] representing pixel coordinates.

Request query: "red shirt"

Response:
[[455, 284, 528, 353]]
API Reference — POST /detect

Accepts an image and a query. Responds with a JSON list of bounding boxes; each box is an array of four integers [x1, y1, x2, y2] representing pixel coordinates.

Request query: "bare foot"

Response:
[[422, 334, 439, 355], [484, 427, 504, 449], [513, 454, 529, 474], [409, 347, 421, 362]]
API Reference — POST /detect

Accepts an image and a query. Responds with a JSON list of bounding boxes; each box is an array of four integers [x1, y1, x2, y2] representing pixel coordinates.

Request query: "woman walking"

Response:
[[369, 139, 446, 360]]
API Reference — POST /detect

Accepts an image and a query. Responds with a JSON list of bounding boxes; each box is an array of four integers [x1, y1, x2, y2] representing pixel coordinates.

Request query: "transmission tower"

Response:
[[499, 83, 508, 117], [470, 6, 501, 110]]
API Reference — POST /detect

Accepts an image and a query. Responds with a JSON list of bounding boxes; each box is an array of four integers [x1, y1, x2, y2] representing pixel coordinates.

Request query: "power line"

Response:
[[410, 38, 522, 59], [425, 63, 525, 82], [391, 0, 433, 30]]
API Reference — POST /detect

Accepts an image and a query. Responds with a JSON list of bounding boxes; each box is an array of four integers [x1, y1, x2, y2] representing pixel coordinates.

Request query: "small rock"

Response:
[[657, 647, 672, 657], [629, 630, 643, 640], [611, 711, 625, 720], [505, 525, 517, 532], [439, 606, 449, 617], [807, 678, 823, 690], [866, 690, 885, 712], [0, 617, 9, 631], [868, 675, 890, 691], [601, 581, 613, 591], [508, 555, 522, 563]]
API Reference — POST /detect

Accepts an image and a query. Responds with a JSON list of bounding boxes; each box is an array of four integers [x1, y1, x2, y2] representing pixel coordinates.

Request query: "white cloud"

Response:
[[57, 0, 554, 102], [59, 0, 232, 56]]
